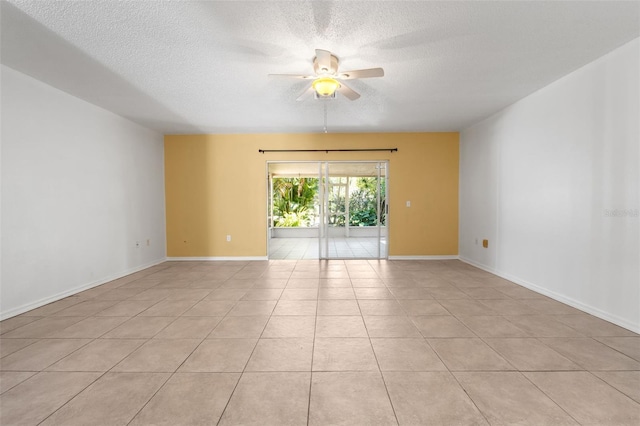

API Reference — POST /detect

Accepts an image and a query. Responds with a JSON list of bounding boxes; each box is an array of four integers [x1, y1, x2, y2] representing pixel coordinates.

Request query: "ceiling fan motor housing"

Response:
[[313, 54, 339, 75]]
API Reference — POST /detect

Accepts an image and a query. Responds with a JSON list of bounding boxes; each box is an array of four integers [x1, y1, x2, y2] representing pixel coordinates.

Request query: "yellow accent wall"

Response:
[[164, 133, 459, 257]]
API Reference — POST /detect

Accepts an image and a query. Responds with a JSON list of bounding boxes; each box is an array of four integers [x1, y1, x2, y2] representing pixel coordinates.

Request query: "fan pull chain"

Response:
[[323, 102, 328, 133]]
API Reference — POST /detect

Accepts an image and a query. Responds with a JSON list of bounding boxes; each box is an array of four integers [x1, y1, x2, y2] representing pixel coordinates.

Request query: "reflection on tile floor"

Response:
[[1, 260, 639, 425], [269, 237, 387, 259]]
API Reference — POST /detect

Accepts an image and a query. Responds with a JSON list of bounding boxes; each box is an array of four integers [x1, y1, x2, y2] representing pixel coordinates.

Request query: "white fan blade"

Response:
[[315, 49, 333, 73], [296, 84, 314, 101], [338, 68, 384, 79], [337, 83, 360, 100], [268, 74, 314, 79]]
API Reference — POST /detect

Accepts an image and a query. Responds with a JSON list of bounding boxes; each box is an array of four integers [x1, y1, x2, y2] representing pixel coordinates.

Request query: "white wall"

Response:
[[460, 38, 639, 332], [1, 65, 166, 319]]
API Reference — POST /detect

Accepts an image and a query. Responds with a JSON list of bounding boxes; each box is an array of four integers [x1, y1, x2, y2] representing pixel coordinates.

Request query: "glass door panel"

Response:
[[317, 161, 388, 260]]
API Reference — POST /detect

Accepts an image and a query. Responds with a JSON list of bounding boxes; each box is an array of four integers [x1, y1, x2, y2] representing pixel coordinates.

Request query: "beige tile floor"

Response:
[[1, 260, 639, 425]]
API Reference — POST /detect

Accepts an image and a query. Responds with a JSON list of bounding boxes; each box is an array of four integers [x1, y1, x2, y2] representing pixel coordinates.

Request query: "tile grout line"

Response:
[[306, 261, 321, 426], [518, 370, 583, 425], [592, 336, 640, 362], [587, 370, 640, 405], [425, 266, 493, 426], [123, 261, 208, 425], [124, 371, 174, 426], [447, 368, 492, 425], [34, 369, 109, 425], [351, 265, 401, 426], [214, 261, 291, 426]]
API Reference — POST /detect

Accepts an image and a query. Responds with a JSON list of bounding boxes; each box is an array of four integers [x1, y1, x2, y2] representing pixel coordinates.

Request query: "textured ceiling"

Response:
[[2, 1, 639, 134]]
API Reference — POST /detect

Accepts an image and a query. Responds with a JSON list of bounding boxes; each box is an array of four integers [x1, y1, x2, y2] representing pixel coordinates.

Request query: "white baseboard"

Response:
[[458, 256, 497, 273], [459, 256, 640, 334], [0, 258, 167, 320], [170, 256, 458, 262], [388, 255, 459, 260], [166, 256, 268, 261]]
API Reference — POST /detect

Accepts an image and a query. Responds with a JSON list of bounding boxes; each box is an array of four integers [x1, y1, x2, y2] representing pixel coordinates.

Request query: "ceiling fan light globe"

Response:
[[312, 77, 340, 97]]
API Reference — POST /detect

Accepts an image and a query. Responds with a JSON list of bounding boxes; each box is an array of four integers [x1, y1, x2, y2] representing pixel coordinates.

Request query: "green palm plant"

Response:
[[272, 177, 318, 227]]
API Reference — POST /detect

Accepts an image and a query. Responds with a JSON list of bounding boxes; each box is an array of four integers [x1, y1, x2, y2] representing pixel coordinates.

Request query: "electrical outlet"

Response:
[[482, 239, 489, 248], [406, 201, 411, 207], [226, 235, 231, 242]]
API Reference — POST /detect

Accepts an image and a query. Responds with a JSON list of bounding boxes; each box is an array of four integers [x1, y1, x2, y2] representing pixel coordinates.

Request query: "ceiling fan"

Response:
[[268, 49, 384, 101]]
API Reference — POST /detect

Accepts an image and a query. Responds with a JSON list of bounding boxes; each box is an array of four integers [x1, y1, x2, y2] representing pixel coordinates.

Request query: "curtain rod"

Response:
[[258, 148, 398, 154]]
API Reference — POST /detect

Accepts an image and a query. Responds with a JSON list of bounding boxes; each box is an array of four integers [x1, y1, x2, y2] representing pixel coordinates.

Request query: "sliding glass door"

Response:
[[267, 161, 388, 260], [318, 161, 387, 259]]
